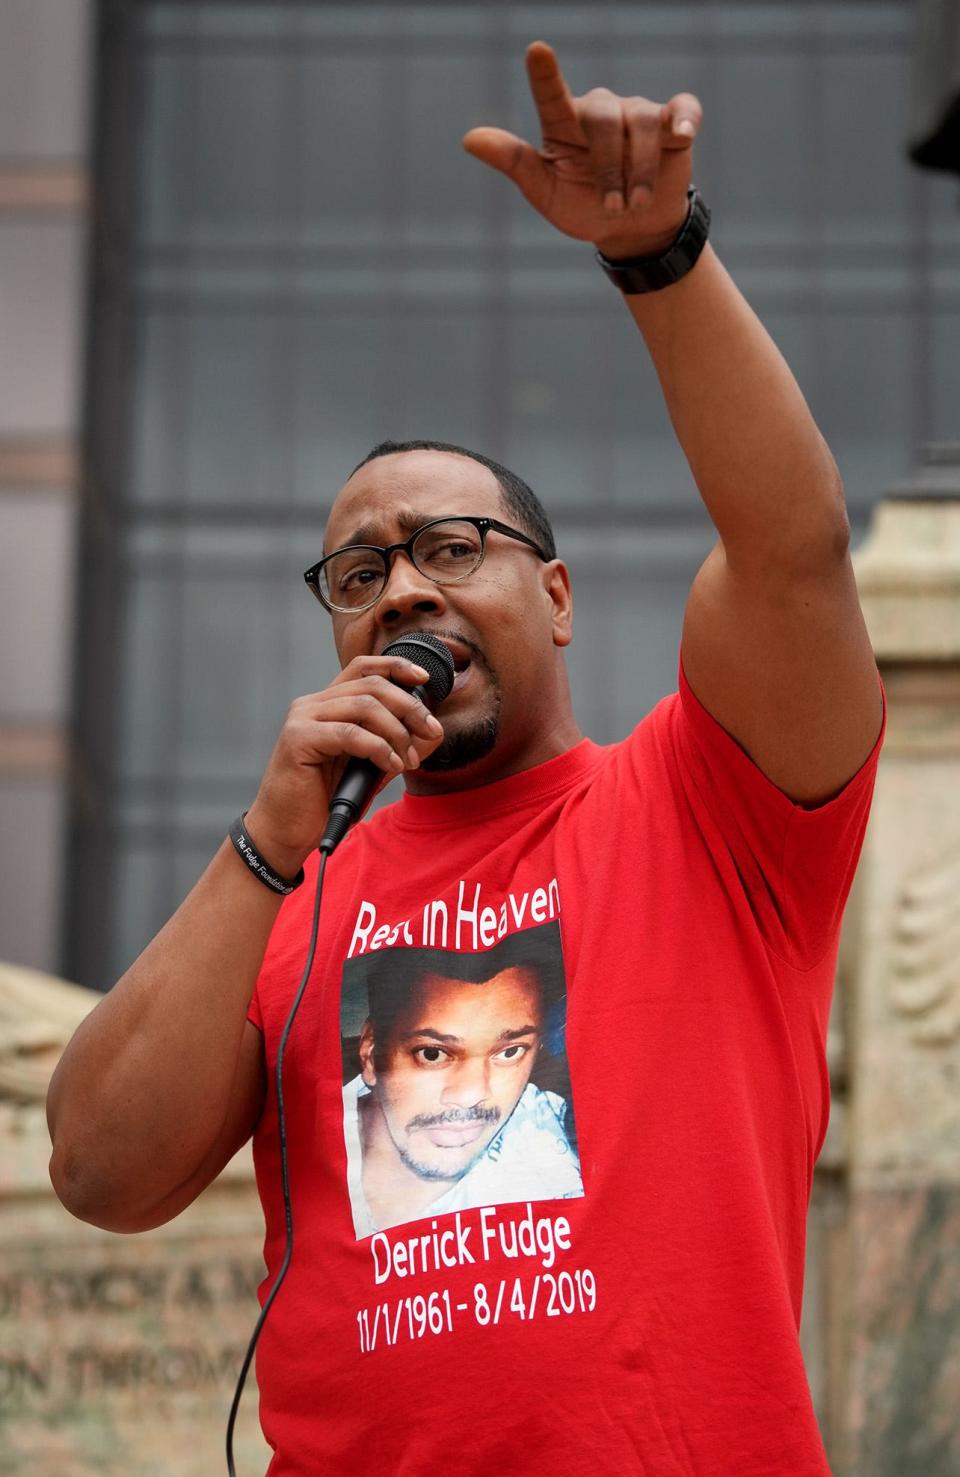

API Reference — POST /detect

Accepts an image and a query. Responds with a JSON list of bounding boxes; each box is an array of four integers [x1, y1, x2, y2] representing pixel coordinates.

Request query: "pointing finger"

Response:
[[525, 39, 579, 135]]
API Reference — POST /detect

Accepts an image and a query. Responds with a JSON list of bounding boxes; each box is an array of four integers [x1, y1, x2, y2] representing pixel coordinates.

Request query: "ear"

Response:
[[359, 1020, 377, 1087], [541, 560, 574, 649]]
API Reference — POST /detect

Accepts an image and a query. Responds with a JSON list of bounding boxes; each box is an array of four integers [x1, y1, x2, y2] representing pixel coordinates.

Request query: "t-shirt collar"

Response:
[[391, 738, 602, 830]]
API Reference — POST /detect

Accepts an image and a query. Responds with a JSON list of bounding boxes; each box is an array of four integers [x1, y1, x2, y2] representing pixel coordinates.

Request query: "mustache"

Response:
[[405, 1105, 501, 1131]]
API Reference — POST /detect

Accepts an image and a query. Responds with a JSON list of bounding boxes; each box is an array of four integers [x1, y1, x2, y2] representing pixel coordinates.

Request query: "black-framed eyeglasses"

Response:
[[304, 516, 551, 614]]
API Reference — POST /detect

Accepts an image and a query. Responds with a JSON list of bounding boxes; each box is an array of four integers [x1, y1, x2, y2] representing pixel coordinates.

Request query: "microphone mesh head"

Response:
[[382, 633, 455, 702]]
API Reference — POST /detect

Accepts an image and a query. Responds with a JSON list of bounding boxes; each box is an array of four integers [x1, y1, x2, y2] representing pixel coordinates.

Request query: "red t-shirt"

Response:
[[248, 658, 884, 1475]]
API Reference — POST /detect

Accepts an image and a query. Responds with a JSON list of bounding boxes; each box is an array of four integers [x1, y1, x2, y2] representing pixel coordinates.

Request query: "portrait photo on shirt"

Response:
[[340, 919, 583, 1238]]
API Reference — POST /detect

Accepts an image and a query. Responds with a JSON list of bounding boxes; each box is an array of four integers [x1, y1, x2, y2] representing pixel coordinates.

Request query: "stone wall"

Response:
[[0, 964, 270, 1476], [841, 448, 960, 1475]]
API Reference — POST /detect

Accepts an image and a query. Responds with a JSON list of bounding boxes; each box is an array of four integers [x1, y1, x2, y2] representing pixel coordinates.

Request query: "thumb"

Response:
[[463, 127, 549, 208]]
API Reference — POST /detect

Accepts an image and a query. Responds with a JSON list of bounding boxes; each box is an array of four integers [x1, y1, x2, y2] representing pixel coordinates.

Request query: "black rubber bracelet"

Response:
[[228, 813, 305, 896]]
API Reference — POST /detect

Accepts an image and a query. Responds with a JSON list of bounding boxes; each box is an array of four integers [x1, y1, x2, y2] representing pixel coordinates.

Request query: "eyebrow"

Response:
[[333, 506, 431, 553], [401, 1026, 540, 1045]]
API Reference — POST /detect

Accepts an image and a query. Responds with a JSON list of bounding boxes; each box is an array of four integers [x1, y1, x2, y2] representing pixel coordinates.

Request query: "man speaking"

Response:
[[47, 41, 884, 1476]]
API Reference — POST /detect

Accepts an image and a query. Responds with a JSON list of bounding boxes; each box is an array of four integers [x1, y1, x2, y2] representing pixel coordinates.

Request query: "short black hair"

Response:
[[351, 438, 556, 561], [356, 921, 566, 1051]]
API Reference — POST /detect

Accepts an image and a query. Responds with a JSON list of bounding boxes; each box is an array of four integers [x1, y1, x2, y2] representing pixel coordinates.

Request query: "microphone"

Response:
[[319, 632, 455, 855]]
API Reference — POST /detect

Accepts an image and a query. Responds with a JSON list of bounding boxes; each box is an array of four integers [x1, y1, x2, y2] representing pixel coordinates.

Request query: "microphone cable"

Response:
[[225, 846, 328, 1477], [225, 631, 454, 1474]]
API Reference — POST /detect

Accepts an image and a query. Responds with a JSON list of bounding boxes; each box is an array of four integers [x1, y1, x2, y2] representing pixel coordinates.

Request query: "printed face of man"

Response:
[[359, 968, 543, 1183]]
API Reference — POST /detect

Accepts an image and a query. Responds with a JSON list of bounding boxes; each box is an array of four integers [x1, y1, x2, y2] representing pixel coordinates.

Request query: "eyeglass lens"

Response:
[[320, 520, 485, 610]]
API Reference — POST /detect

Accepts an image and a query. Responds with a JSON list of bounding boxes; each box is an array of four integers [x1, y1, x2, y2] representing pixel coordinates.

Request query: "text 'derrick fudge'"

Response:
[[355, 1203, 597, 1354]]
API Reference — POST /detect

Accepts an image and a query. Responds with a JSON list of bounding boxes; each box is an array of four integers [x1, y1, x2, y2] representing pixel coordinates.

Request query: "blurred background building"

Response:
[[1, 0, 955, 994], [1, 2, 958, 1472]]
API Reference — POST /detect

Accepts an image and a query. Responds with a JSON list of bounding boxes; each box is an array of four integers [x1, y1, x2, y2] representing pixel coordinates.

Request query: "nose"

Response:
[[440, 1056, 491, 1110], [373, 549, 447, 629]]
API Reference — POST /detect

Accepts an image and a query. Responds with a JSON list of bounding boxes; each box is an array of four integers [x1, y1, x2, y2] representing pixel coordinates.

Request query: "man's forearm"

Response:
[[620, 242, 848, 572], [46, 839, 277, 1228]]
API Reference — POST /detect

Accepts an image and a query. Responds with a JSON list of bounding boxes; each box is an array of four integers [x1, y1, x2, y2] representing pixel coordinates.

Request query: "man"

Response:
[[342, 926, 582, 1235], [47, 42, 883, 1475]]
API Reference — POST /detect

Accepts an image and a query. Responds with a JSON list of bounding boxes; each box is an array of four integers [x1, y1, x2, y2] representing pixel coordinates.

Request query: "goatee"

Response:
[[420, 714, 499, 771]]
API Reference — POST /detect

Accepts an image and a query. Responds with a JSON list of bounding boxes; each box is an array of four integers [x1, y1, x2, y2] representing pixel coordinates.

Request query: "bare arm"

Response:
[[47, 655, 444, 1231], [465, 41, 881, 805], [46, 841, 276, 1232], [624, 246, 882, 805]]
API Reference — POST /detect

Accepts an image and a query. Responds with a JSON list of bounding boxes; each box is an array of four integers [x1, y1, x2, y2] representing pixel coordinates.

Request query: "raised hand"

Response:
[[463, 41, 702, 259]]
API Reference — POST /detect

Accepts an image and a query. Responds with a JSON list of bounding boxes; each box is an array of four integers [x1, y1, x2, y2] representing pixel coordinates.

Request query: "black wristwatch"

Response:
[[595, 187, 711, 294]]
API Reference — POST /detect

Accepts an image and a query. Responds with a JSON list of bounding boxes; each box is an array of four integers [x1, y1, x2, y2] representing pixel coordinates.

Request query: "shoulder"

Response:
[[583, 690, 684, 800]]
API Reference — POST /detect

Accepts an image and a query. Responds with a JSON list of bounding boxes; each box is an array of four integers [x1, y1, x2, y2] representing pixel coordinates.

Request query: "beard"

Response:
[[396, 1106, 502, 1182], [420, 714, 499, 771], [420, 675, 502, 772], [395, 1140, 489, 1183]]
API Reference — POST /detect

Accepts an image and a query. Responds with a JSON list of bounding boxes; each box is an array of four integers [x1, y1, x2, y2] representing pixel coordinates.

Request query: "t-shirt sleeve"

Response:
[[670, 649, 886, 971]]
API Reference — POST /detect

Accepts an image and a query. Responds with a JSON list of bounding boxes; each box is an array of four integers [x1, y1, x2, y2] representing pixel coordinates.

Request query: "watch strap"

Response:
[[595, 187, 711, 294]]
